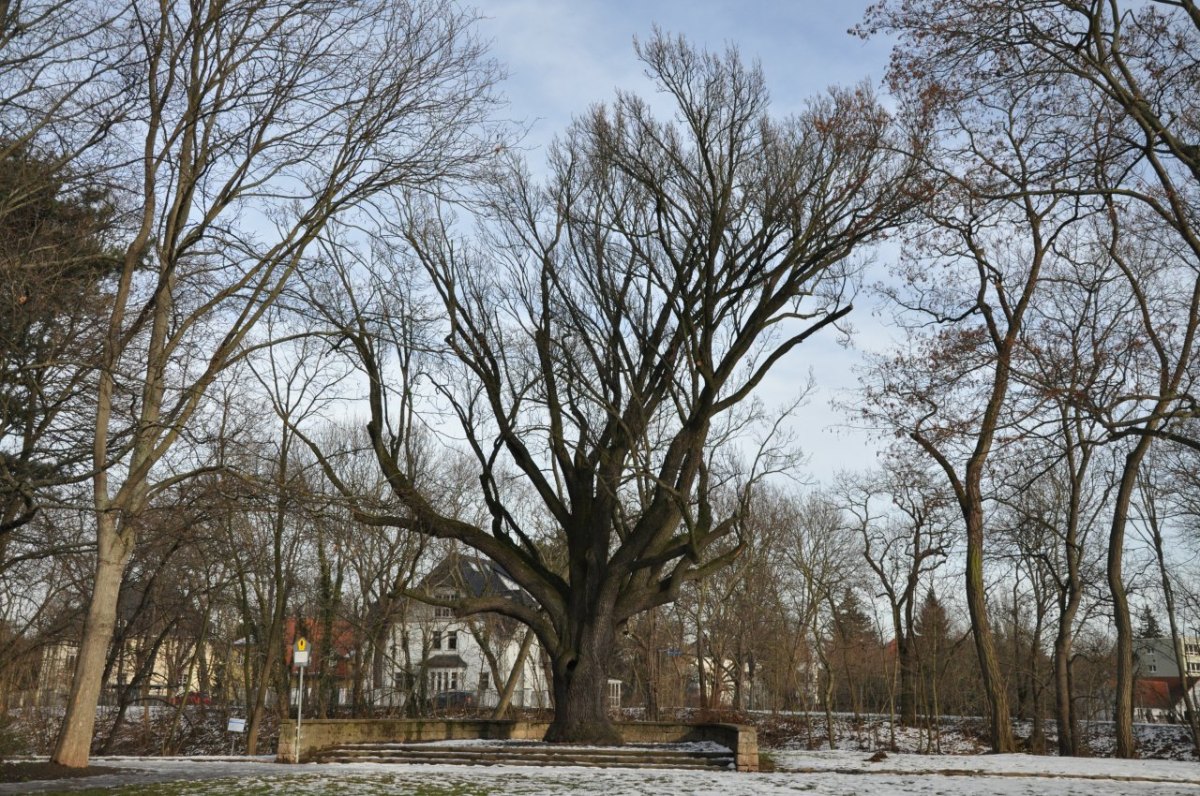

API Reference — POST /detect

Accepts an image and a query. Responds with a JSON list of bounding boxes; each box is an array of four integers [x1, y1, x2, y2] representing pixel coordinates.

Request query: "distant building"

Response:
[[1134, 636, 1200, 722], [14, 580, 210, 709], [381, 555, 552, 711], [1135, 636, 1200, 679], [22, 633, 209, 709], [279, 617, 360, 709]]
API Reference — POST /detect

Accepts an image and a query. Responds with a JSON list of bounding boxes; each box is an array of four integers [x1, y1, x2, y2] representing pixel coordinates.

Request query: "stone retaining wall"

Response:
[[616, 721, 758, 772], [277, 718, 758, 772]]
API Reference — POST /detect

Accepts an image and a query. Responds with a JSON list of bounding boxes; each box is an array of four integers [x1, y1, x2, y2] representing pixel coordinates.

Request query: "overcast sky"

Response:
[[477, 1, 902, 481]]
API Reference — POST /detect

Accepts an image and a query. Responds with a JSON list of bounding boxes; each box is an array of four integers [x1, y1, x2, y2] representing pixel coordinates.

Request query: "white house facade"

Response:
[[384, 556, 552, 710]]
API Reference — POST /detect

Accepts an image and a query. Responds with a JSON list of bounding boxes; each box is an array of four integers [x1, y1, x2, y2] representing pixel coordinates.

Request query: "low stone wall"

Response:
[[277, 718, 758, 772], [616, 721, 758, 772], [277, 718, 549, 763]]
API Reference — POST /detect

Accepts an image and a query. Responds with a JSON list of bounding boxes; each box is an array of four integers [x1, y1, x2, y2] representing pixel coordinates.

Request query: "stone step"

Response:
[[313, 742, 735, 770], [324, 753, 729, 768], [333, 742, 732, 759], [322, 754, 731, 770]]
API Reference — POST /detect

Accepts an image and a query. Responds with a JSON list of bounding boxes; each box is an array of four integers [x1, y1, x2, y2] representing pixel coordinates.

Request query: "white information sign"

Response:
[[227, 717, 246, 733]]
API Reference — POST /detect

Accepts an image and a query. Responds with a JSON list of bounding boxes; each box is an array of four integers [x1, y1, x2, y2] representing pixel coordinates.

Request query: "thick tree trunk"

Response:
[[1109, 547, 1135, 757], [53, 521, 132, 766], [545, 620, 620, 744], [245, 614, 284, 755]]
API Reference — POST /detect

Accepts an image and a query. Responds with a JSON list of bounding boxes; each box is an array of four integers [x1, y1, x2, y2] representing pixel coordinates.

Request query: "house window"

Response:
[[446, 631, 457, 650], [1189, 661, 1200, 673], [432, 631, 442, 650], [479, 672, 490, 692], [431, 669, 460, 692], [435, 591, 457, 618], [1149, 663, 1158, 673]]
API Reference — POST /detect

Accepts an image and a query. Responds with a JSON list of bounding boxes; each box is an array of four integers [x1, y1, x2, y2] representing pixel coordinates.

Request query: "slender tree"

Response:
[[860, 0, 1200, 759], [52, 0, 499, 766], [838, 457, 952, 726]]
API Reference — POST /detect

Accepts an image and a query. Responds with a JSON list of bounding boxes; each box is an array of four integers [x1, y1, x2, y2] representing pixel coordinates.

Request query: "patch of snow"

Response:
[[6, 754, 1200, 795], [774, 748, 1200, 783]]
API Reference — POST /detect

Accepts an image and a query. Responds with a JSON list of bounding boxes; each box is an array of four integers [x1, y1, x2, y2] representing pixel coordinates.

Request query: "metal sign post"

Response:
[[293, 637, 309, 763], [227, 717, 246, 756]]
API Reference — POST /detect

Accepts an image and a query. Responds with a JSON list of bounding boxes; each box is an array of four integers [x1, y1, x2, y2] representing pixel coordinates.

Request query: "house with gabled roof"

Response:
[[382, 554, 552, 711]]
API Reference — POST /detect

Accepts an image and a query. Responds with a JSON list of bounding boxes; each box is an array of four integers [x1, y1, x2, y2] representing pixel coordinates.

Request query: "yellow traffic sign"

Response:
[[297, 637, 307, 652]]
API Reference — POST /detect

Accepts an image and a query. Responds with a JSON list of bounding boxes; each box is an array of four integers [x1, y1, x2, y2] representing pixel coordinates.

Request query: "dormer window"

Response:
[[434, 590, 456, 618]]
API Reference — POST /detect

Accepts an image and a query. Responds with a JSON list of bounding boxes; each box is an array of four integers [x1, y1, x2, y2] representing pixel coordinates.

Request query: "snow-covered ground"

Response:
[[5, 751, 1200, 795]]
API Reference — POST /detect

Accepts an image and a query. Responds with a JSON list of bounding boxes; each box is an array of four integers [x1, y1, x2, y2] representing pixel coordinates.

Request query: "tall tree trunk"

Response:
[[1051, 532, 1083, 756], [1053, 419, 1090, 756], [898, 635, 917, 726], [53, 520, 132, 766], [1052, 616, 1080, 756], [246, 611, 285, 755], [1109, 443, 1149, 758], [964, 501, 1013, 752]]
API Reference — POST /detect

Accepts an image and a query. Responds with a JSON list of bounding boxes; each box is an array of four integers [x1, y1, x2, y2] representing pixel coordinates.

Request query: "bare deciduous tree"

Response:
[[52, 0, 500, 766], [837, 456, 952, 727], [304, 34, 926, 743], [860, 0, 1200, 758]]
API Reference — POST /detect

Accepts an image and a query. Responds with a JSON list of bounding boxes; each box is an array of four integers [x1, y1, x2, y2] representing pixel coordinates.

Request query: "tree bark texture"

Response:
[[544, 619, 620, 744], [52, 520, 132, 766], [1109, 443, 1150, 758], [963, 511, 1013, 753]]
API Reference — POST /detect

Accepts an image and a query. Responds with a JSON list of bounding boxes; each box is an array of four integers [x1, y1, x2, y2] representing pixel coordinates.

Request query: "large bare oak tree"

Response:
[[305, 34, 927, 743]]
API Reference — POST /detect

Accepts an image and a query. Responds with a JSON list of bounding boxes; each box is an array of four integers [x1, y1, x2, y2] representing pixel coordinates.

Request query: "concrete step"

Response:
[[333, 741, 732, 759], [322, 754, 731, 769], [313, 742, 735, 771]]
